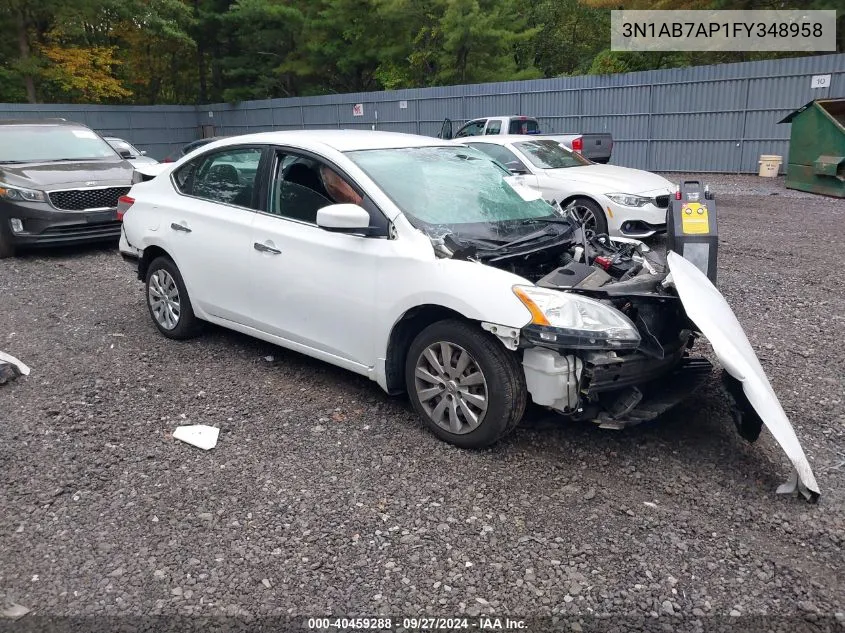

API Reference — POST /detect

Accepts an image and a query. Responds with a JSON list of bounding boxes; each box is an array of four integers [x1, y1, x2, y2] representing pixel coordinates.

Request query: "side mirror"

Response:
[[316, 203, 372, 234], [118, 149, 133, 159]]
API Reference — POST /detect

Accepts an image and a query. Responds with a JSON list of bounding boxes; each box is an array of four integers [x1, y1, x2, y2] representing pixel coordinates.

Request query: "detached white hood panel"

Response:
[[667, 251, 820, 501]]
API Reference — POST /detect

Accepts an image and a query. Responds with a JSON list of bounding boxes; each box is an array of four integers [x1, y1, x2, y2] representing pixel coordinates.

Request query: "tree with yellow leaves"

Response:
[[39, 41, 132, 102]]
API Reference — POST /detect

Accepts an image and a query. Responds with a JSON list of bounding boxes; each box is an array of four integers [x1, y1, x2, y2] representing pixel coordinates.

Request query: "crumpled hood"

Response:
[[0, 160, 133, 189], [667, 251, 820, 501], [545, 165, 674, 196]]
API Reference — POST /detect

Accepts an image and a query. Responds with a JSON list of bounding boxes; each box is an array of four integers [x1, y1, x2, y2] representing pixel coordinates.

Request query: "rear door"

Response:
[[438, 118, 453, 140], [167, 145, 268, 324]]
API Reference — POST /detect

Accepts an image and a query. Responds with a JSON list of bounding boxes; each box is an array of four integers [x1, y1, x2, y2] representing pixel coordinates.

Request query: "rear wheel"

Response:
[[405, 319, 527, 448], [566, 197, 608, 235], [145, 256, 202, 339]]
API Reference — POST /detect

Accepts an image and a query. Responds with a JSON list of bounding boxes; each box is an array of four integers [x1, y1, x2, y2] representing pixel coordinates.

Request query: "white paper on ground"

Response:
[[667, 251, 820, 500], [0, 351, 30, 376], [172, 424, 219, 450]]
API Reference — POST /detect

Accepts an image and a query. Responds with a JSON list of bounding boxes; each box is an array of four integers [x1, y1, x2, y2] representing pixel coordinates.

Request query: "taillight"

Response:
[[162, 157, 173, 163], [117, 195, 134, 220], [571, 137, 583, 152]]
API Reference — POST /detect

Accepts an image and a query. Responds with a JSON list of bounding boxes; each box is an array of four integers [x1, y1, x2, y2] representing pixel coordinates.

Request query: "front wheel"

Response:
[[405, 319, 527, 448], [566, 197, 608, 235], [145, 256, 202, 339]]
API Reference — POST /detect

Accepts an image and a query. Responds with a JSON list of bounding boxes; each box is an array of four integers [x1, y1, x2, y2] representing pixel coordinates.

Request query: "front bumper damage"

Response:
[[513, 252, 820, 502], [522, 345, 712, 430]]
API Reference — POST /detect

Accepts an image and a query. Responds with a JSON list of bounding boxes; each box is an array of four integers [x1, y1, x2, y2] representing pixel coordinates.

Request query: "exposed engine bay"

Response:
[[425, 211, 820, 502], [432, 219, 709, 422]]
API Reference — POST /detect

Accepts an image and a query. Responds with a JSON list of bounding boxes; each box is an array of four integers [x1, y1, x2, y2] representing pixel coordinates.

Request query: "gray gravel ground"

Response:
[[1, 175, 844, 631]]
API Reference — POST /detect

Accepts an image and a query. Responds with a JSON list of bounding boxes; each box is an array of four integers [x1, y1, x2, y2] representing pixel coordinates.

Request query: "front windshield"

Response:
[[0, 125, 118, 163], [516, 140, 591, 169], [346, 146, 555, 226]]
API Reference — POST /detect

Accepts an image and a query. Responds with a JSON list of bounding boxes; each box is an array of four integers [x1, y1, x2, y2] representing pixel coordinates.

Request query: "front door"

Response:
[[248, 149, 390, 368]]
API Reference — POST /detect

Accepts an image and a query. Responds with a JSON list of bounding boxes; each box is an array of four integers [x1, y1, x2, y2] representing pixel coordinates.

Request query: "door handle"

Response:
[[254, 242, 281, 255], [170, 222, 192, 233]]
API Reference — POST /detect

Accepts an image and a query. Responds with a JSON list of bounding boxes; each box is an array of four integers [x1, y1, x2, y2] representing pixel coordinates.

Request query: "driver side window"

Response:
[[455, 120, 485, 138], [267, 151, 365, 224]]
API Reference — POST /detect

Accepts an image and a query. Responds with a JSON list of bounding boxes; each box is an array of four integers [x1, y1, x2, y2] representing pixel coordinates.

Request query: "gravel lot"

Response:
[[1, 175, 844, 630]]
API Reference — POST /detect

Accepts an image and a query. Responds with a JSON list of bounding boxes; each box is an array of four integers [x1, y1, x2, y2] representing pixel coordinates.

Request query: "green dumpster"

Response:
[[778, 98, 845, 198]]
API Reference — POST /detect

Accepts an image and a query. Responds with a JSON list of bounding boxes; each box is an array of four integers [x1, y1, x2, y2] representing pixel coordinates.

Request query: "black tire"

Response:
[[405, 319, 527, 449], [144, 256, 202, 340], [0, 225, 15, 259], [567, 197, 608, 235]]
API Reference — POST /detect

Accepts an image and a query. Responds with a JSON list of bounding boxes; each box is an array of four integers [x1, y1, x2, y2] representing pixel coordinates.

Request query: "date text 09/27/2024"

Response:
[[306, 617, 528, 630]]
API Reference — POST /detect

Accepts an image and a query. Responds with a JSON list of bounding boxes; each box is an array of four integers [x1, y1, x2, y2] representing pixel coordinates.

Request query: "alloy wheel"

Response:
[[148, 269, 181, 330], [414, 341, 489, 435], [567, 202, 598, 232]]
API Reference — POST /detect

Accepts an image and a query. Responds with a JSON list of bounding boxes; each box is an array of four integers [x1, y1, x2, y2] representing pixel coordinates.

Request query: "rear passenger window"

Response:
[[173, 147, 263, 209], [508, 119, 540, 134]]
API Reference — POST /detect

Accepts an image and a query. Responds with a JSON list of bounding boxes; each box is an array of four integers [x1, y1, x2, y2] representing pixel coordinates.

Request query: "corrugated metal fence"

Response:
[[0, 103, 197, 161], [3, 53, 844, 172]]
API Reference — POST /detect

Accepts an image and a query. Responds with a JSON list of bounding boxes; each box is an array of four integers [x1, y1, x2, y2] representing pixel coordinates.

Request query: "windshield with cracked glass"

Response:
[[346, 146, 557, 226]]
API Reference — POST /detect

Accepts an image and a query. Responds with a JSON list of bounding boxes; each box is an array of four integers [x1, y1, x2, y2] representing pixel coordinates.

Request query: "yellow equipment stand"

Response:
[[666, 180, 718, 284]]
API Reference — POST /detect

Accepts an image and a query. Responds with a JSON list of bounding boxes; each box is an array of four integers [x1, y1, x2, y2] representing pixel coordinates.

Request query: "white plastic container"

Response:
[[522, 348, 583, 412], [758, 154, 782, 177]]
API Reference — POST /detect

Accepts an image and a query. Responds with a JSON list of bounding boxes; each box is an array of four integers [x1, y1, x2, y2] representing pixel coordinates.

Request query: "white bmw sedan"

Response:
[[117, 130, 817, 499], [454, 135, 674, 238]]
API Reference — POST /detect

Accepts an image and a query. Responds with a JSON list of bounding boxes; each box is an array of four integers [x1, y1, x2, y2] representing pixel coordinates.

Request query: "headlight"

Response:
[[513, 285, 641, 349], [0, 182, 46, 203], [606, 193, 652, 208]]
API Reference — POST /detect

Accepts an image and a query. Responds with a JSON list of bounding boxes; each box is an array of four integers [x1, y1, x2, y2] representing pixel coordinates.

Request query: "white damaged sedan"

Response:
[[118, 130, 818, 501], [455, 135, 673, 238]]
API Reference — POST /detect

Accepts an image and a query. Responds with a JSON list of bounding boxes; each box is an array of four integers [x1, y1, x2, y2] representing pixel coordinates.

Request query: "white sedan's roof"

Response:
[[206, 129, 454, 153], [455, 135, 561, 145]]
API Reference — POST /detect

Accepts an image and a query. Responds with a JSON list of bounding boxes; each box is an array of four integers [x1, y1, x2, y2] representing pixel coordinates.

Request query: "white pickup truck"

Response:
[[438, 116, 614, 164]]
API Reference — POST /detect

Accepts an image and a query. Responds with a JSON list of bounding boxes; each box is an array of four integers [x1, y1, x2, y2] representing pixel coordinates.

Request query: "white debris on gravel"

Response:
[[0, 601, 30, 620], [172, 424, 220, 450], [0, 350, 30, 384]]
